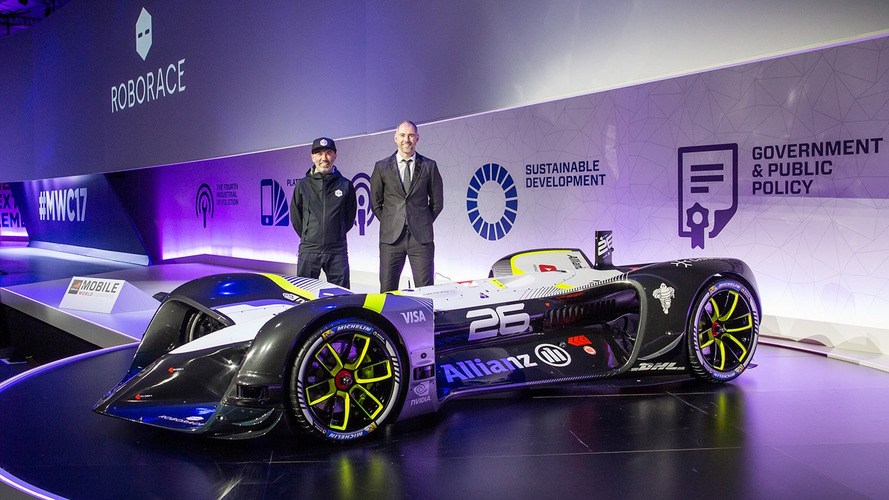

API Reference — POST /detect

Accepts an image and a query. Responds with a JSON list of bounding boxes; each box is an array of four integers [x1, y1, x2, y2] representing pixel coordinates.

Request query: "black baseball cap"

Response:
[[311, 137, 336, 153]]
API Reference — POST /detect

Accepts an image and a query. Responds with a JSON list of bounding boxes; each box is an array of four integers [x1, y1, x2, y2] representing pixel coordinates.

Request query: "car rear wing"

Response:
[[488, 230, 615, 277]]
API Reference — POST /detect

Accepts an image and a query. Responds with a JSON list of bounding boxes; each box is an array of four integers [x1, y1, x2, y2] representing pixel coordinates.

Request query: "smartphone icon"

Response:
[[260, 179, 273, 226]]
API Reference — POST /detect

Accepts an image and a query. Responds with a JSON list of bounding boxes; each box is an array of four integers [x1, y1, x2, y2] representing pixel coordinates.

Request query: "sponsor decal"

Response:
[[583, 345, 597, 356], [158, 415, 202, 427], [111, 8, 187, 113], [325, 426, 374, 441], [678, 144, 738, 249], [534, 343, 571, 367], [652, 283, 675, 314], [466, 303, 530, 341], [524, 160, 606, 189], [400, 310, 427, 324], [595, 231, 613, 267], [670, 257, 712, 268], [568, 254, 585, 269], [409, 381, 432, 406], [260, 179, 290, 226], [441, 344, 572, 385], [629, 362, 684, 372], [466, 163, 518, 241], [441, 354, 538, 383], [282, 292, 305, 303], [567, 335, 591, 346]]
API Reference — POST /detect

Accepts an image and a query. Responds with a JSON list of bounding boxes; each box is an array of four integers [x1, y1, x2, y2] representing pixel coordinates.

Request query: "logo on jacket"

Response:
[[466, 163, 519, 241]]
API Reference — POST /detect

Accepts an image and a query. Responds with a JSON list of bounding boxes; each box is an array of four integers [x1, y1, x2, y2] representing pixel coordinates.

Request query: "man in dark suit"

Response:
[[370, 120, 444, 292]]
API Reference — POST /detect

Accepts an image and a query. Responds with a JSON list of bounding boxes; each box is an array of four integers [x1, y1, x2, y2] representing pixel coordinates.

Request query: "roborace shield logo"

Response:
[[135, 8, 152, 61], [112, 7, 186, 113]]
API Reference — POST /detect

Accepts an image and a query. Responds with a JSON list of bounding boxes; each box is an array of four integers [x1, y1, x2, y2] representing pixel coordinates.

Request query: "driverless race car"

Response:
[[94, 232, 761, 442]]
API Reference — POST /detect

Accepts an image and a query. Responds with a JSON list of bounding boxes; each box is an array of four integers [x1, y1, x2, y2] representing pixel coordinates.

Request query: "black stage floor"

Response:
[[2, 344, 889, 499], [2, 243, 889, 499]]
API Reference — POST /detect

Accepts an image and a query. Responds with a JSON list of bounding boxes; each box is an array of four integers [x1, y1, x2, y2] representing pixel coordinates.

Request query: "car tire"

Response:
[[687, 279, 759, 383], [288, 318, 404, 442]]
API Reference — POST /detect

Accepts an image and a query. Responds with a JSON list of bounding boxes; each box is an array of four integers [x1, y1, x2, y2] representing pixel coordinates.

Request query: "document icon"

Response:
[[678, 144, 738, 249]]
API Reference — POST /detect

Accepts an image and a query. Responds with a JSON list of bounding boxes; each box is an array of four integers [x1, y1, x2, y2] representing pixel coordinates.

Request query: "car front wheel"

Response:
[[687, 279, 759, 382], [288, 319, 404, 441]]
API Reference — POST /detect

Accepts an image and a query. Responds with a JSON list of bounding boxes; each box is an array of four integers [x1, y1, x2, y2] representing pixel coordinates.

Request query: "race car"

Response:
[[94, 232, 761, 442]]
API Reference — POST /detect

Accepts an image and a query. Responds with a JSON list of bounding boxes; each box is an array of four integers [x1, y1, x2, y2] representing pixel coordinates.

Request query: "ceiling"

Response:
[[0, 0, 70, 38]]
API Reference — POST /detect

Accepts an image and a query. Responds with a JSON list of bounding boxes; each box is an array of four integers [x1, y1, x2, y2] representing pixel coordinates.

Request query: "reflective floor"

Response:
[[2, 342, 889, 499], [0, 242, 140, 288]]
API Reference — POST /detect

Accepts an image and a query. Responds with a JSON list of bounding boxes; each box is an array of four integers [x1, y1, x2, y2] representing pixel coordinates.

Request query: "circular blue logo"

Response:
[[466, 163, 518, 240]]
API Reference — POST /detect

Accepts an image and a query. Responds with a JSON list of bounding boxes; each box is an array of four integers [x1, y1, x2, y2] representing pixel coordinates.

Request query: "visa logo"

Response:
[[401, 310, 427, 324]]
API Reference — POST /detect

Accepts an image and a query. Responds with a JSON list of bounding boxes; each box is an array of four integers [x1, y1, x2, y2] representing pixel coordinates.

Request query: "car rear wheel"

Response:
[[687, 279, 759, 382], [289, 319, 404, 441]]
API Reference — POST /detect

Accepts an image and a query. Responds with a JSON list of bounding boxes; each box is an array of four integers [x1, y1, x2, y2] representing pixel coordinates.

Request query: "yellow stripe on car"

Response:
[[260, 273, 316, 300]]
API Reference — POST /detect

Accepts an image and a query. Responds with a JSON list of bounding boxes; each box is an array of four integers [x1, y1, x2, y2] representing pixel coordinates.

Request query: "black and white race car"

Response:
[[94, 233, 760, 442]]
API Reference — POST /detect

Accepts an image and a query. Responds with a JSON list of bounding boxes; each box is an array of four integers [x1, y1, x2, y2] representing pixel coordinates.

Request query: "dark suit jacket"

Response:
[[370, 152, 444, 244]]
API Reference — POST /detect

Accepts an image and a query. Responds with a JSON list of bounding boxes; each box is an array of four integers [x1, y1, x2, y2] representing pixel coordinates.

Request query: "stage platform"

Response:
[[0, 243, 377, 365], [2, 343, 889, 499], [2, 243, 889, 498]]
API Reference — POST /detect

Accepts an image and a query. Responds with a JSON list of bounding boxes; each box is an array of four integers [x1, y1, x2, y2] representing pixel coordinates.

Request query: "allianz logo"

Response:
[[441, 344, 571, 384]]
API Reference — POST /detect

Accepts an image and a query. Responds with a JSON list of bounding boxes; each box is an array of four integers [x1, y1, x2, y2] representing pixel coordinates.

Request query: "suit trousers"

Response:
[[379, 227, 434, 292]]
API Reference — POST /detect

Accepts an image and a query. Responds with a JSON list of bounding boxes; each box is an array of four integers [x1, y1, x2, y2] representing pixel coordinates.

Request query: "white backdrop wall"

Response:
[[3, 1, 889, 355], [51, 35, 885, 356], [1, 0, 888, 182]]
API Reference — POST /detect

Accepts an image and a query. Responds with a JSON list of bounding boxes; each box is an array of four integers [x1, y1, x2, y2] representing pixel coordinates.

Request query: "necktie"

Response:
[[402, 159, 412, 191]]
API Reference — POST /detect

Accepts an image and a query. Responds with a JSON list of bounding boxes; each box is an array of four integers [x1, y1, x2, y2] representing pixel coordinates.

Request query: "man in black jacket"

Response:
[[290, 137, 357, 288]]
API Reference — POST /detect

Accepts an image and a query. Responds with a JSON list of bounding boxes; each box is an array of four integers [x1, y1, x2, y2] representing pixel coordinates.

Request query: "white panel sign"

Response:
[[59, 277, 126, 314]]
